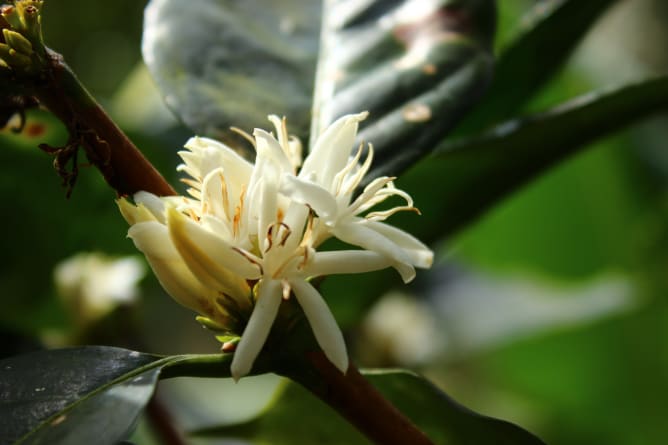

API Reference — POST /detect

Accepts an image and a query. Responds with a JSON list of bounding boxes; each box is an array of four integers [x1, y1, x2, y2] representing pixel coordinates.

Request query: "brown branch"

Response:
[[146, 390, 190, 445], [290, 351, 435, 445], [34, 49, 175, 197]]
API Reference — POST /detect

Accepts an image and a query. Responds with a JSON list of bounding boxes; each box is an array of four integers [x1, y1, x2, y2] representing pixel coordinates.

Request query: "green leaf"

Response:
[[0, 347, 160, 445], [313, 0, 496, 179], [142, 0, 321, 148], [0, 347, 233, 445], [456, 0, 618, 135], [142, 0, 495, 176], [396, 75, 668, 242], [193, 370, 545, 444], [323, 75, 668, 328]]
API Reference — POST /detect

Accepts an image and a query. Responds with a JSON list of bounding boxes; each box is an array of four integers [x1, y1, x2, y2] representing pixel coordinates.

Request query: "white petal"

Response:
[[128, 222, 217, 314], [281, 174, 338, 222], [231, 279, 282, 380], [333, 222, 416, 283], [246, 155, 281, 239], [303, 250, 392, 276], [128, 221, 178, 259], [290, 279, 348, 374], [134, 191, 166, 223], [281, 200, 310, 252], [254, 129, 293, 174], [166, 207, 261, 298], [182, 136, 253, 180], [199, 214, 234, 244], [258, 175, 279, 245], [363, 220, 433, 269], [201, 168, 229, 221], [300, 112, 368, 188]]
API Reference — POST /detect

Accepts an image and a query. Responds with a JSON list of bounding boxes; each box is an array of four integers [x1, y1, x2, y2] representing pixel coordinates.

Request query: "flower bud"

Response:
[[0, 6, 23, 32], [0, 42, 31, 67], [2, 28, 32, 55]]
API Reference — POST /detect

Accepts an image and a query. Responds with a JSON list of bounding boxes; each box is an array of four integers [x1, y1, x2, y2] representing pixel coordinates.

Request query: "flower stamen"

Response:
[[230, 126, 256, 148]]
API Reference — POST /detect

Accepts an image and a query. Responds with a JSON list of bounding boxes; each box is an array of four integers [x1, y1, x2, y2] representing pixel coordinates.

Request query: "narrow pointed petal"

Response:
[[201, 168, 229, 220], [254, 129, 293, 174], [290, 279, 348, 374], [281, 174, 338, 222], [300, 112, 368, 188], [167, 207, 260, 298], [303, 251, 392, 277], [333, 222, 416, 283], [134, 191, 167, 223], [246, 154, 281, 239], [281, 200, 310, 252], [231, 279, 282, 380], [364, 220, 433, 269], [117, 199, 156, 225]]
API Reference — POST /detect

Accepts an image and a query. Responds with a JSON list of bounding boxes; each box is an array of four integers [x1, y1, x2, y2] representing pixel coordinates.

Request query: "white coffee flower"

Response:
[[54, 252, 145, 325], [118, 112, 432, 380]]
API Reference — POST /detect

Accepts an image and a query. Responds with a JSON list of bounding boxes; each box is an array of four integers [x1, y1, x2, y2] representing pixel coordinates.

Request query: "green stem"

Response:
[[34, 49, 175, 197]]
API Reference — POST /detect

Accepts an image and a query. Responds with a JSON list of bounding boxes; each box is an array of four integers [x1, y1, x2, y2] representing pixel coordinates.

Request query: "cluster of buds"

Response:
[[119, 113, 433, 380], [0, 1, 45, 76], [0, 1, 45, 130]]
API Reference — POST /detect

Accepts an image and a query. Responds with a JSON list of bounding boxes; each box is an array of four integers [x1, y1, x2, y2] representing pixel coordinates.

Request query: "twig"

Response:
[[34, 49, 175, 197], [146, 390, 190, 445], [287, 351, 435, 445]]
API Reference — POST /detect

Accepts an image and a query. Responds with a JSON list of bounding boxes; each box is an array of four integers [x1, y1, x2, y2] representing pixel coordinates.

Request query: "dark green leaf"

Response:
[[0, 347, 232, 445], [397, 75, 668, 242], [323, 75, 668, 329], [193, 370, 545, 444], [456, 0, 617, 134], [313, 0, 496, 179], [0, 347, 160, 445], [142, 0, 321, 148]]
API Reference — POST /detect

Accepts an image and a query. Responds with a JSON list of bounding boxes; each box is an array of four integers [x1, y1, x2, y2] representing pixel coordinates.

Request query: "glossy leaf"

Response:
[[192, 370, 545, 444], [0, 347, 160, 445], [323, 75, 668, 329], [142, 0, 496, 176], [0, 347, 234, 445], [396, 75, 668, 242], [142, 0, 321, 148], [456, 0, 618, 135], [313, 0, 496, 179]]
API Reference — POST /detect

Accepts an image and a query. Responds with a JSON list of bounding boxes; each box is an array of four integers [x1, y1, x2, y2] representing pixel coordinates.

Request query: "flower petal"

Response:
[[201, 168, 230, 221], [363, 220, 433, 269], [300, 112, 368, 189], [281, 174, 338, 222], [333, 221, 416, 283], [290, 279, 348, 374], [231, 279, 282, 381], [254, 129, 293, 174], [134, 191, 167, 223], [128, 222, 218, 315], [303, 250, 392, 276], [181, 136, 253, 181], [117, 199, 156, 225], [167, 207, 260, 298]]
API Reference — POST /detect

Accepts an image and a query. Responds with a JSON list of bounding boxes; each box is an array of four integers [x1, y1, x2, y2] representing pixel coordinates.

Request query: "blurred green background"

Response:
[[1, 1, 667, 444]]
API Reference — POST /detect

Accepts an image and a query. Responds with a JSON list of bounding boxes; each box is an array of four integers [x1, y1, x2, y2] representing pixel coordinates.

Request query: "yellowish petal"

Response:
[[128, 222, 217, 315], [166, 207, 258, 298]]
